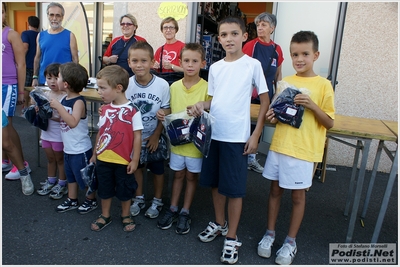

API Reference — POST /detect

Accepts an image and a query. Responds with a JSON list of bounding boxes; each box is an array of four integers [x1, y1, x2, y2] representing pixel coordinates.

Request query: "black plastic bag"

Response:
[[139, 133, 169, 164], [270, 87, 304, 128], [24, 105, 48, 131], [30, 89, 53, 119]]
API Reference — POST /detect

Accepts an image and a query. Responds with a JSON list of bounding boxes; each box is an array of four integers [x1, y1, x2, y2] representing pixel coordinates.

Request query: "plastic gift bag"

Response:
[[189, 111, 215, 157], [30, 88, 53, 119], [24, 105, 49, 131], [80, 162, 98, 196], [139, 133, 170, 164], [270, 81, 310, 129], [163, 110, 194, 146]]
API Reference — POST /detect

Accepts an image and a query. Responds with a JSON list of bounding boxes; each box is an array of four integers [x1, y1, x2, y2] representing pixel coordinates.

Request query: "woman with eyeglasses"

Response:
[[153, 17, 185, 73], [102, 14, 146, 77]]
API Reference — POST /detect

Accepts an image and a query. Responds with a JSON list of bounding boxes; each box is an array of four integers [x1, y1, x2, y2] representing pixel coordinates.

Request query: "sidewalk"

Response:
[[2, 113, 398, 265]]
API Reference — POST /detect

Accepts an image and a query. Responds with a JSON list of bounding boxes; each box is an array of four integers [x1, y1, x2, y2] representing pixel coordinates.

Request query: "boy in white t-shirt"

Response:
[[189, 16, 270, 264]]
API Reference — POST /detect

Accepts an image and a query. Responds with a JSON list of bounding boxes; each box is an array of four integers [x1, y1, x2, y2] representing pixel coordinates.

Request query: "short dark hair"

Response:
[[291, 31, 319, 52], [96, 65, 129, 92], [180, 43, 205, 61], [128, 41, 154, 60], [28, 16, 40, 28], [44, 63, 60, 77], [217, 16, 246, 34], [59, 62, 88, 93]]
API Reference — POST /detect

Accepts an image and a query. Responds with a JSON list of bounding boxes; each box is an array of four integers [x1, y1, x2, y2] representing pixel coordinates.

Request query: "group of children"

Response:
[[28, 16, 334, 265]]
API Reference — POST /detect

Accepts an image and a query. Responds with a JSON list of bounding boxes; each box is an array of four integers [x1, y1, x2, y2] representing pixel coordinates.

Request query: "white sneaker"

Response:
[[144, 199, 163, 219], [258, 235, 275, 258], [2, 160, 13, 172], [275, 243, 297, 265], [220, 238, 242, 264], [5, 161, 31, 180], [248, 159, 264, 173], [20, 174, 34, 195]]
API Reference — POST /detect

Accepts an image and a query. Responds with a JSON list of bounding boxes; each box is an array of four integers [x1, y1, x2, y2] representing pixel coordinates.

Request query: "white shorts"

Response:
[[169, 152, 202, 173], [262, 150, 313, 189]]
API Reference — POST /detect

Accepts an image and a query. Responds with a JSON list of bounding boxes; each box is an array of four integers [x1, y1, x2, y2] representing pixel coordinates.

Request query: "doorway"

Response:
[[14, 10, 36, 34]]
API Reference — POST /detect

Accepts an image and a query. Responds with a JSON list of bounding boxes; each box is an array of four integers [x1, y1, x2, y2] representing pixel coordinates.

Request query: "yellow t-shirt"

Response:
[[169, 78, 211, 158], [270, 75, 335, 162]]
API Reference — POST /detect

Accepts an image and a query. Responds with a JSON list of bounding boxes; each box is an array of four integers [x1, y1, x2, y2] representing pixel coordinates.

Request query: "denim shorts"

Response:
[[64, 149, 93, 190], [96, 160, 137, 201], [200, 140, 248, 198]]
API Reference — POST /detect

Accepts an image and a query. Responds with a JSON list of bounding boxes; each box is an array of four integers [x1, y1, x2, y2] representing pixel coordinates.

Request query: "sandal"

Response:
[[121, 215, 136, 232], [91, 214, 112, 232]]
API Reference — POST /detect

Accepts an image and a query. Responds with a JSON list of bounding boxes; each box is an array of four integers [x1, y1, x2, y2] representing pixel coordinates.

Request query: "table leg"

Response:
[[346, 139, 371, 243], [371, 146, 398, 243], [361, 140, 384, 218], [344, 140, 362, 216]]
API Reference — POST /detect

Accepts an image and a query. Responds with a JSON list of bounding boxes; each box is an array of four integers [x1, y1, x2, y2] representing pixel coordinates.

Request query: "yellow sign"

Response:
[[157, 2, 188, 20]]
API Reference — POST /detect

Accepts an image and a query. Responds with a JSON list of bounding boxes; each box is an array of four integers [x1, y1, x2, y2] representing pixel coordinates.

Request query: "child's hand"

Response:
[[153, 61, 160, 69], [294, 94, 315, 110], [145, 134, 159, 153], [49, 98, 62, 110], [156, 109, 165, 121], [187, 102, 203, 117], [127, 160, 138, 174], [98, 104, 104, 114], [89, 155, 96, 164], [34, 106, 39, 113], [266, 108, 278, 124]]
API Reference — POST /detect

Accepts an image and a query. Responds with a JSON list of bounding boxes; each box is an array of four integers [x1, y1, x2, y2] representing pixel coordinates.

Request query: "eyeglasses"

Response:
[[48, 13, 63, 18], [163, 26, 176, 31], [120, 23, 134, 27]]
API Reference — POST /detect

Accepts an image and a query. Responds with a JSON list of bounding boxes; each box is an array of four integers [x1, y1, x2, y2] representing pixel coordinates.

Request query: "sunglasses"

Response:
[[120, 22, 134, 27]]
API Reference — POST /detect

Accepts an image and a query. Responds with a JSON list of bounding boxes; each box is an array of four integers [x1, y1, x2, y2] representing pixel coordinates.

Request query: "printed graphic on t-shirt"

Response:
[[163, 49, 177, 62], [60, 106, 72, 133]]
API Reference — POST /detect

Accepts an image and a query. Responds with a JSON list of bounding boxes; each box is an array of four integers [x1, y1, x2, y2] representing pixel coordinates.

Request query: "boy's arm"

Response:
[[246, 92, 270, 155], [187, 99, 212, 117], [90, 132, 100, 163], [294, 94, 334, 129], [50, 98, 85, 128], [127, 130, 142, 174]]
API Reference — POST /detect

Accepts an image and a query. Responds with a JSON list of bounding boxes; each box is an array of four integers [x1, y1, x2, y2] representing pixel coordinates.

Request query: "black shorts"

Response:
[[96, 160, 137, 201], [138, 159, 165, 175], [200, 140, 248, 198]]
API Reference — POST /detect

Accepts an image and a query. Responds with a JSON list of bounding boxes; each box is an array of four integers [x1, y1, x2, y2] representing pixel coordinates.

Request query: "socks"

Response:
[[58, 179, 67, 186], [266, 229, 275, 238], [153, 197, 162, 202], [284, 235, 296, 246], [170, 205, 178, 213], [19, 167, 29, 176], [136, 195, 144, 200], [180, 208, 189, 215], [48, 177, 57, 184]]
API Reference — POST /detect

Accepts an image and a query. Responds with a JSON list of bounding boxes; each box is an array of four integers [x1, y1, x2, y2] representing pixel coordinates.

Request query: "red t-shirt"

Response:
[[154, 40, 185, 73]]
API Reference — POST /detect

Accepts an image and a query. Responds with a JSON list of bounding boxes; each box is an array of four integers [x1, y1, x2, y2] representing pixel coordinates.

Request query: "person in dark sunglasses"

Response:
[[102, 14, 146, 77]]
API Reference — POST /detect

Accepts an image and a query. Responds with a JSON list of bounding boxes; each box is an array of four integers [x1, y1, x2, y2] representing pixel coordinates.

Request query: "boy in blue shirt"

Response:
[[189, 17, 270, 264], [258, 31, 335, 265]]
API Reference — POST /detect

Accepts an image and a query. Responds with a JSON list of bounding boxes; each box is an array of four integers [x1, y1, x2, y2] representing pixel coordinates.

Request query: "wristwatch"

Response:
[[171, 65, 174, 70]]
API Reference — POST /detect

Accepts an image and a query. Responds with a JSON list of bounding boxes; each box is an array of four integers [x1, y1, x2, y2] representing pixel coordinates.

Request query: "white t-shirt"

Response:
[[208, 54, 268, 142], [125, 74, 170, 143]]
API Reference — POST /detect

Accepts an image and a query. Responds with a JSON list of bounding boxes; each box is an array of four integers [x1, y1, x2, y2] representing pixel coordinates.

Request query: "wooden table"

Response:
[[251, 104, 398, 242]]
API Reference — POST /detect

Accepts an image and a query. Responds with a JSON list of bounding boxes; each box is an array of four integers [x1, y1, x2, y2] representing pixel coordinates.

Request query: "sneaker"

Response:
[[130, 197, 146, 216], [37, 180, 56, 196], [2, 160, 13, 172], [248, 159, 264, 173], [5, 161, 31, 180], [20, 174, 34, 195], [258, 234, 275, 258], [157, 209, 178, 229], [220, 238, 242, 264], [77, 198, 98, 214], [176, 212, 192, 235], [56, 198, 78, 213], [144, 199, 164, 219], [275, 243, 297, 265], [49, 183, 68, 200], [198, 221, 229, 243]]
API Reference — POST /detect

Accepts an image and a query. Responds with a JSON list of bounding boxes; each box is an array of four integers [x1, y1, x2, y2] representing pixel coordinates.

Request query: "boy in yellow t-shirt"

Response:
[[156, 43, 210, 235], [258, 31, 335, 265]]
